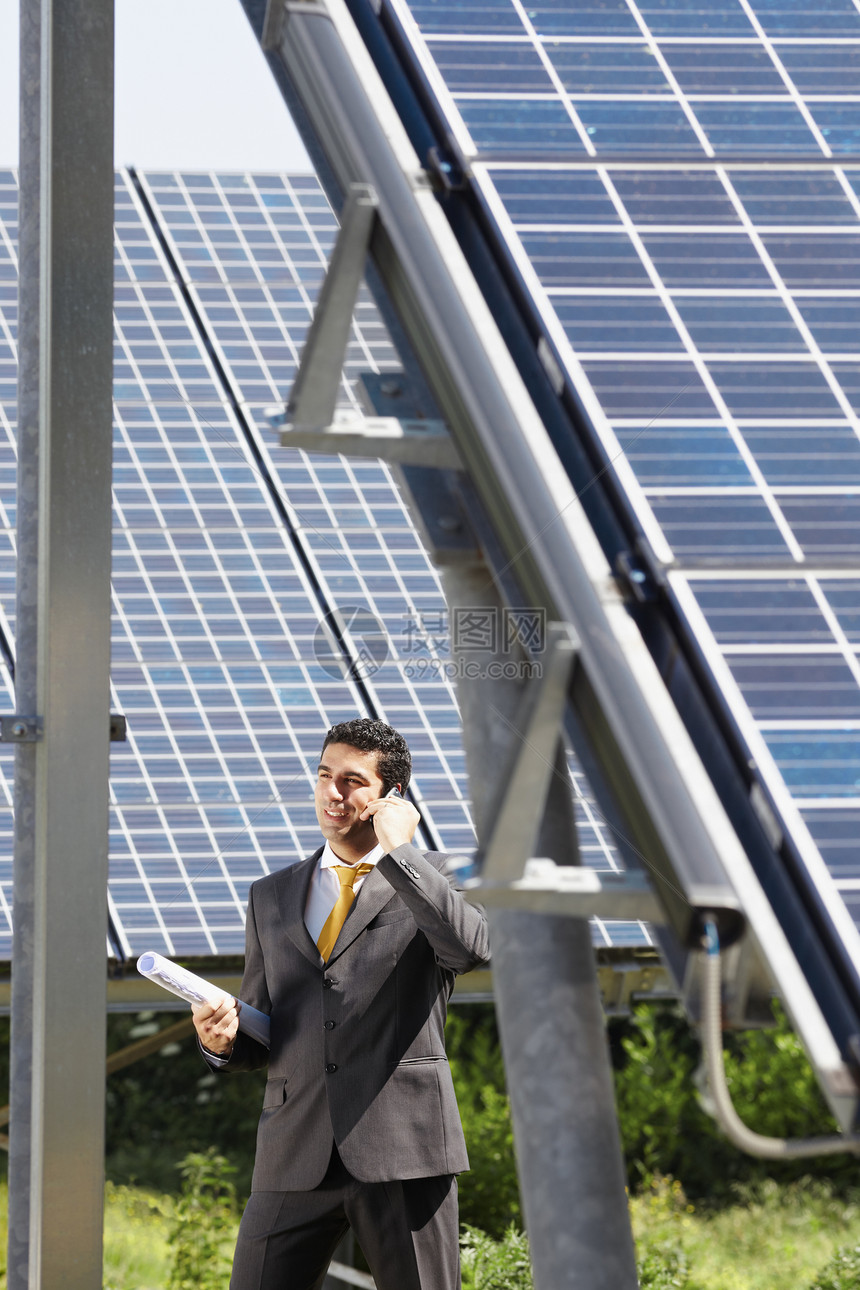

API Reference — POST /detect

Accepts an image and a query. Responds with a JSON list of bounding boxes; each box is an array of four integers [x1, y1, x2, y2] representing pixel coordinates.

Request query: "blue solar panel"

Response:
[[302, 0, 860, 1045], [0, 168, 647, 961]]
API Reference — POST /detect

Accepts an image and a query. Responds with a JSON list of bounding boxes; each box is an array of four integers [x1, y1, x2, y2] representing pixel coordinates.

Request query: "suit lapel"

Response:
[[326, 863, 395, 964], [277, 849, 325, 967]]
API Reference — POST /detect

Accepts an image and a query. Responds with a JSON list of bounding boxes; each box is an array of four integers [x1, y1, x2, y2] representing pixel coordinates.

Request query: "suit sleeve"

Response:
[[200, 880, 270, 1073], [377, 843, 489, 974]]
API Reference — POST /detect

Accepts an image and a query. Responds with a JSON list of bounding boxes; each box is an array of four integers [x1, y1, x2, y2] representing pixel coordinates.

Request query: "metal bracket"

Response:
[[478, 621, 579, 885], [109, 713, 128, 743], [0, 713, 127, 742], [276, 416, 459, 468], [466, 859, 664, 923], [395, 466, 480, 565], [1, 716, 42, 742]]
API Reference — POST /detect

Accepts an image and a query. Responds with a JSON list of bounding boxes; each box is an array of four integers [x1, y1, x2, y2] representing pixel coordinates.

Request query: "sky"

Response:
[[0, 0, 312, 172]]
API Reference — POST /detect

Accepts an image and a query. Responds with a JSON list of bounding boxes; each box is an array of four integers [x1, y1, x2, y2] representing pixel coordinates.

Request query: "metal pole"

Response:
[[10, 0, 114, 1286], [441, 561, 639, 1290]]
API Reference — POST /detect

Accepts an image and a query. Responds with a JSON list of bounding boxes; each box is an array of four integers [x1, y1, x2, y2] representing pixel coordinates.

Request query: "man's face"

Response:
[[314, 742, 386, 861]]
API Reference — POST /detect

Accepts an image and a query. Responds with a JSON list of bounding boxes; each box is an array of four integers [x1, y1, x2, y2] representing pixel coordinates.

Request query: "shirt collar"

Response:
[[320, 841, 384, 870]]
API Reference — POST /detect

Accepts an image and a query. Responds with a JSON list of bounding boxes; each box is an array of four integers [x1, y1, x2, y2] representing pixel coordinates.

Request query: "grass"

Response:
[[3, 1175, 860, 1288], [102, 1183, 177, 1290], [630, 1176, 860, 1290], [0, 1180, 208, 1290]]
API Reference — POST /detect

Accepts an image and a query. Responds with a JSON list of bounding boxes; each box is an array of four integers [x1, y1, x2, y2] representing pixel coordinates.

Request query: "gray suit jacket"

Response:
[[210, 842, 490, 1191]]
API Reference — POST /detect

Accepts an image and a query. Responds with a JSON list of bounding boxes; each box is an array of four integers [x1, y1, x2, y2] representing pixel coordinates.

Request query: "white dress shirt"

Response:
[[303, 840, 385, 945]]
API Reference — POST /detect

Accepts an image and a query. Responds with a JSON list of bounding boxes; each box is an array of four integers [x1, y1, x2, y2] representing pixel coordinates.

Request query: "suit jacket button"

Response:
[[325, 1020, 335, 1029], [323, 978, 334, 989], [325, 1063, 338, 1073]]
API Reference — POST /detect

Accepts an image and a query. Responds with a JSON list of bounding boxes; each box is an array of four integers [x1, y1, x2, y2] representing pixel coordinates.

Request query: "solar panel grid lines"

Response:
[[136, 169, 476, 848], [595, 167, 809, 560], [0, 165, 651, 959], [669, 570, 860, 973], [394, 0, 860, 161], [463, 158, 860, 557]]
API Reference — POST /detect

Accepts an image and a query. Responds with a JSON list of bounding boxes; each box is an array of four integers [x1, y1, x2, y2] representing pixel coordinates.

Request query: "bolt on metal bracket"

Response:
[[0, 714, 127, 742], [1, 716, 42, 742]]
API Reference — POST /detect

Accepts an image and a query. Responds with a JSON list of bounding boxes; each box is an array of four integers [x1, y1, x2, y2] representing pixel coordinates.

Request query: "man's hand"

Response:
[[192, 993, 240, 1057], [362, 793, 420, 855]]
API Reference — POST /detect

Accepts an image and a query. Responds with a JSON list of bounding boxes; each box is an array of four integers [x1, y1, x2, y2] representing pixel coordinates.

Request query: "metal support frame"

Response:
[[247, 0, 860, 1263], [10, 1, 114, 1286], [276, 415, 457, 467], [436, 555, 639, 1289]]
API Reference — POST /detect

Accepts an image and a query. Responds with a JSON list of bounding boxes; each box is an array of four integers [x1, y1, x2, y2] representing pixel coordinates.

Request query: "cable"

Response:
[[700, 917, 860, 1160]]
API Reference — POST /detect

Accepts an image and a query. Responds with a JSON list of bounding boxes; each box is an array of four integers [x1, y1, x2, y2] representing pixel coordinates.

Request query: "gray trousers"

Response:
[[230, 1146, 460, 1290]]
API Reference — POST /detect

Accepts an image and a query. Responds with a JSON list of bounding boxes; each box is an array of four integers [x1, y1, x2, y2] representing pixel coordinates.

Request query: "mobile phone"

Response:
[[372, 785, 402, 830]]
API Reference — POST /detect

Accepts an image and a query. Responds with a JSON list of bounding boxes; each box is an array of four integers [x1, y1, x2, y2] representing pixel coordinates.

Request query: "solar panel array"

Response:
[[373, 0, 860, 959], [0, 166, 645, 963]]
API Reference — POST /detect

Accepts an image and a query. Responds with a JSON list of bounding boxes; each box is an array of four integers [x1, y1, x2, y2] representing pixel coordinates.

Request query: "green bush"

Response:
[[103, 1182, 172, 1290], [611, 1001, 846, 1200], [459, 1221, 692, 1290], [449, 999, 854, 1209], [460, 1226, 533, 1290], [632, 1176, 695, 1288], [166, 1149, 239, 1290], [447, 1009, 522, 1238], [637, 1240, 691, 1289], [809, 1244, 860, 1290], [612, 1004, 713, 1194]]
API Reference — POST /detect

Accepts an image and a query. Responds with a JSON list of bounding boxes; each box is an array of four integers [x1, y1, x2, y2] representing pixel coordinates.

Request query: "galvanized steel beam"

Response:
[[10, 0, 114, 1285]]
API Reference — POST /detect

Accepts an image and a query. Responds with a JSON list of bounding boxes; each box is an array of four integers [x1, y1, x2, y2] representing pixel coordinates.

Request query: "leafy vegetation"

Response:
[[809, 1242, 860, 1290], [611, 1001, 850, 1201], [447, 1009, 521, 1238], [3, 998, 860, 1288], [460, 1225, 534, 1290], [166, 1150, 239, 1290], [103, 1182, 172, 1290]]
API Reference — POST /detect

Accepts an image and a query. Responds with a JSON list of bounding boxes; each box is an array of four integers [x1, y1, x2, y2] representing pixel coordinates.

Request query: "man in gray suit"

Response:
[[192, 717, 489, 1290]]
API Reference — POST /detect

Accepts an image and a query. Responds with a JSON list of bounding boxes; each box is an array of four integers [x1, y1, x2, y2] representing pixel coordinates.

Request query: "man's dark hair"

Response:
[[321, 718, 411, 795]]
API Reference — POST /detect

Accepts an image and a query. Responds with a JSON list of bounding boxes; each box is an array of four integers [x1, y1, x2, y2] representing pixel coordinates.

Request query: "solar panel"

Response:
[[294, 0, 860, 1023], [0, 166, 649, 963]]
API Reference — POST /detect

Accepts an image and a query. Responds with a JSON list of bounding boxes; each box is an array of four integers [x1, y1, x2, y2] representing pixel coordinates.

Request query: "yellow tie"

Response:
[[316, 864, 374, 962]]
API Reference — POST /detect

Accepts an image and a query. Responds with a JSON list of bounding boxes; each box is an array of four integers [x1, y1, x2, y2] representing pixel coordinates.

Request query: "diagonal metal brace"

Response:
[[477, 621, 579, 885], [285, 182, 379, 429]]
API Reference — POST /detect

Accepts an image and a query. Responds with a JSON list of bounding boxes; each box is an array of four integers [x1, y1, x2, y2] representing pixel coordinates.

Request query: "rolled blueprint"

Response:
[[137, 951, 270, 1048]]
